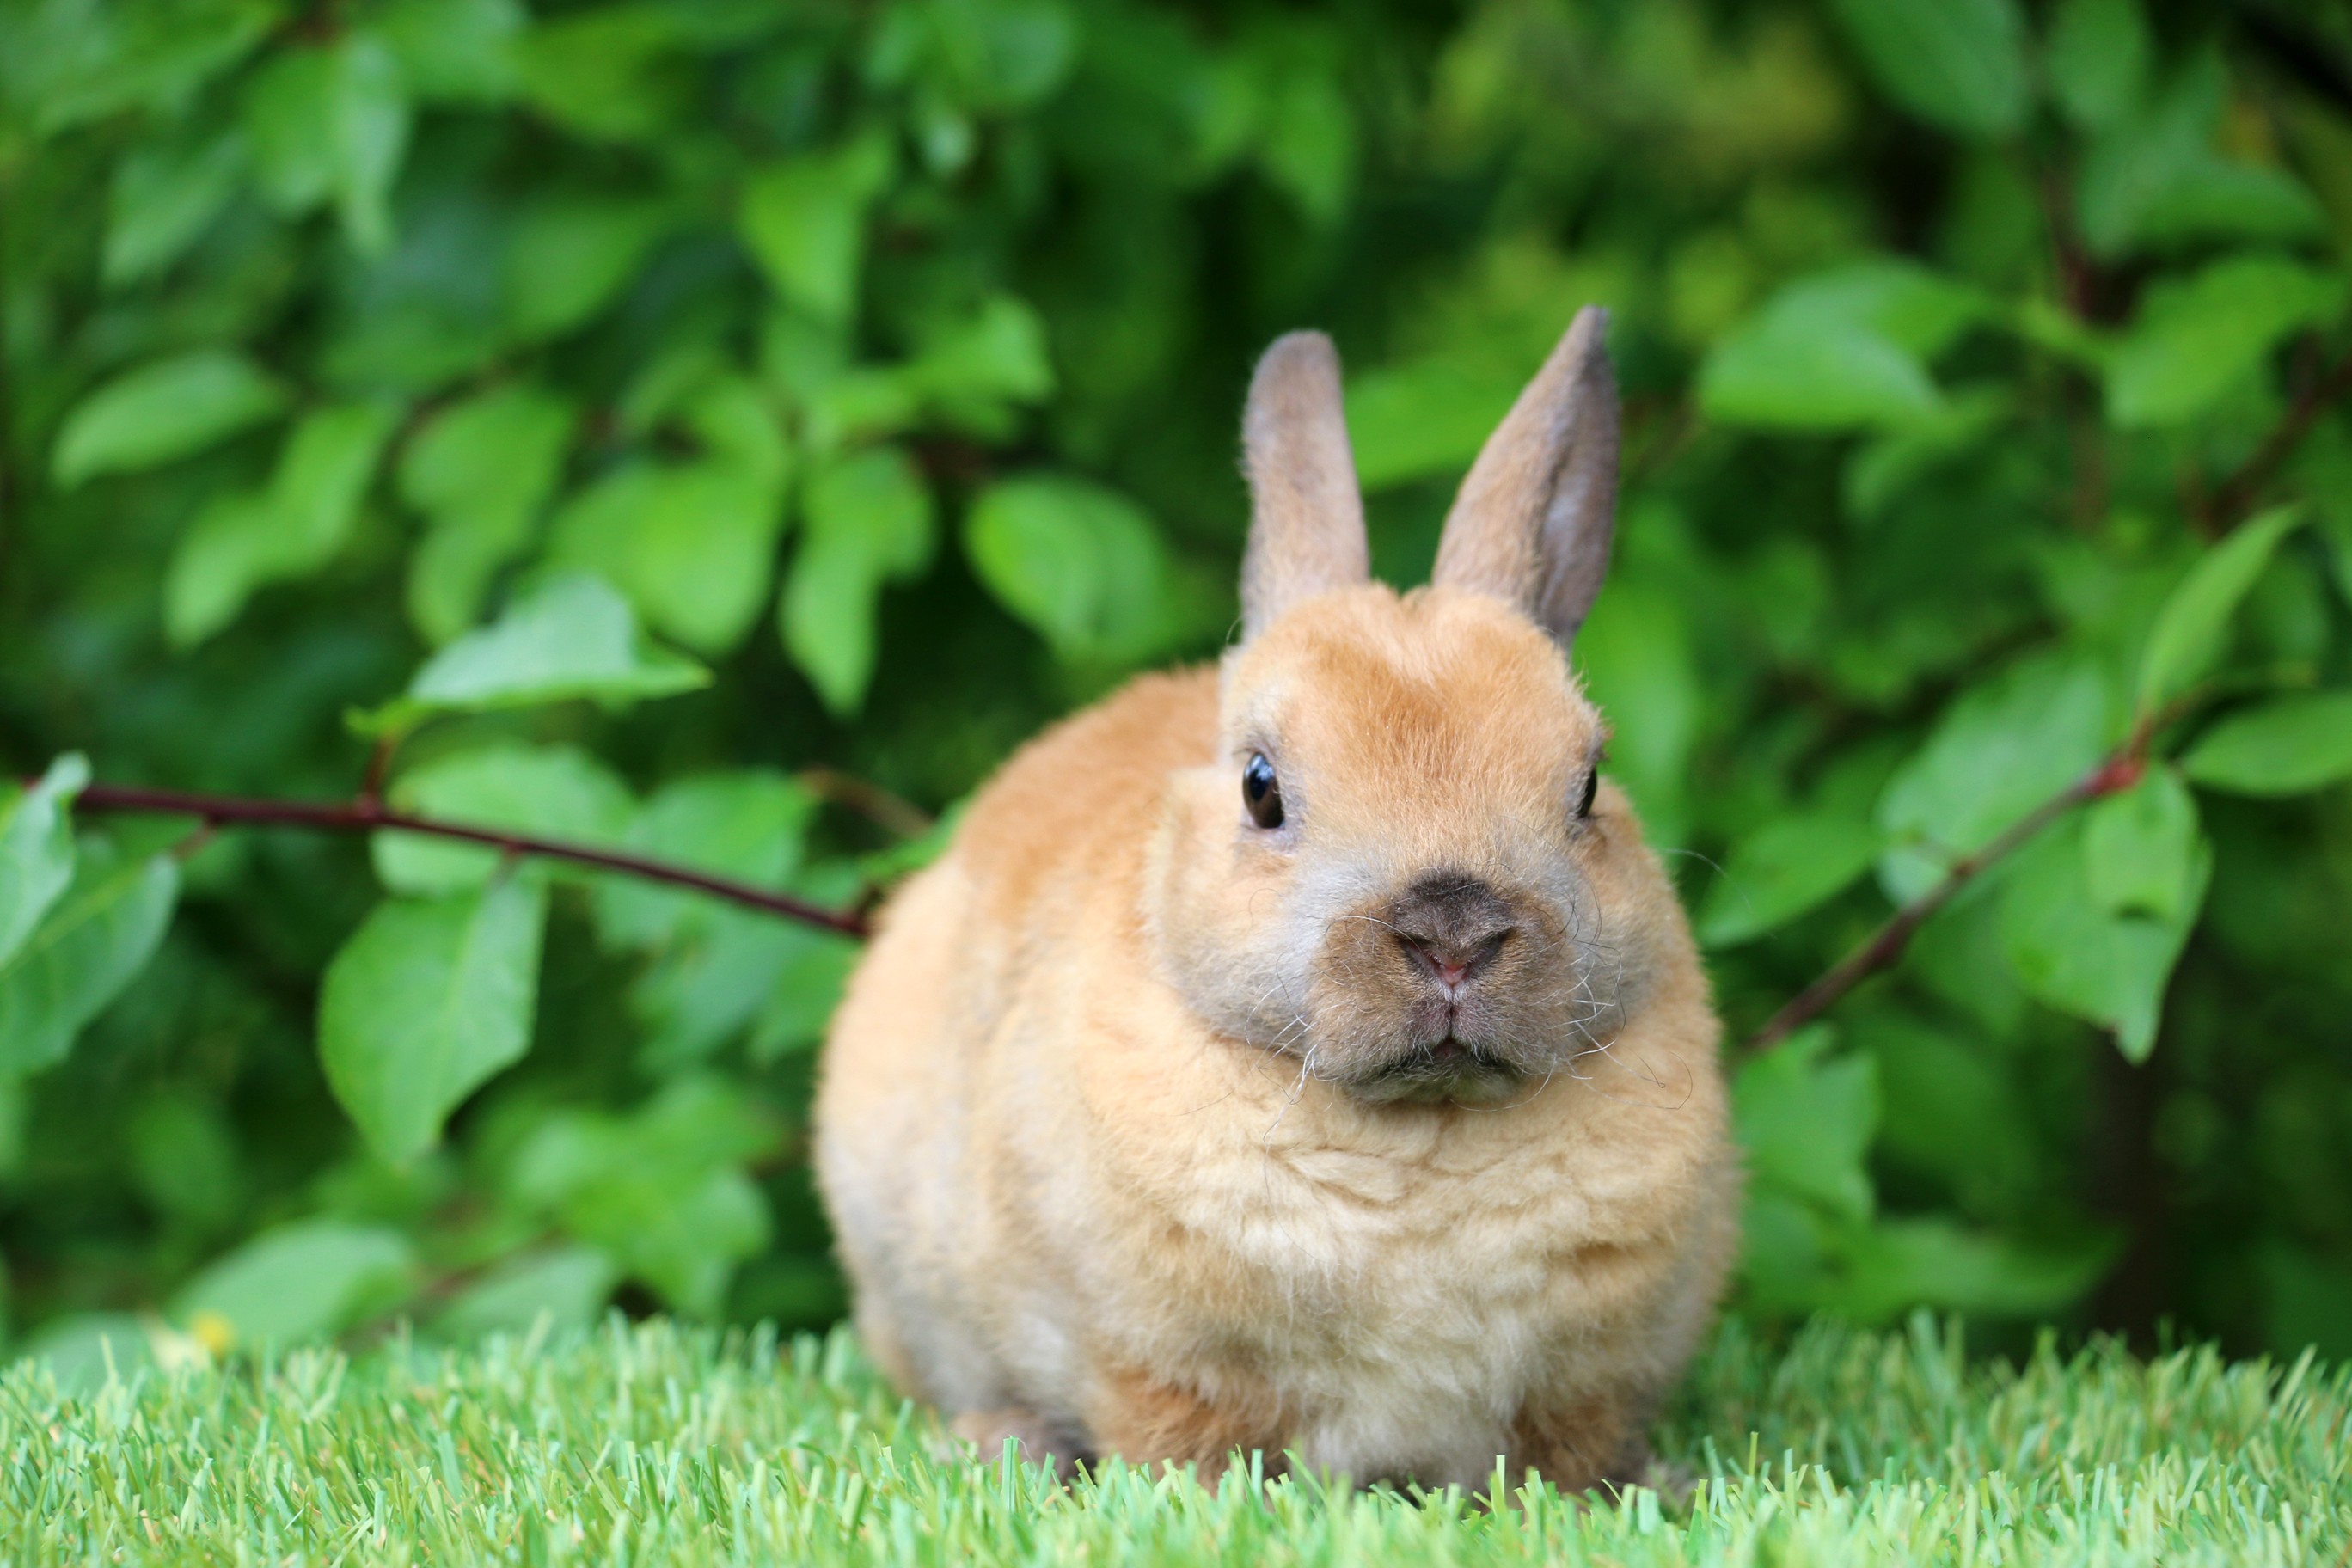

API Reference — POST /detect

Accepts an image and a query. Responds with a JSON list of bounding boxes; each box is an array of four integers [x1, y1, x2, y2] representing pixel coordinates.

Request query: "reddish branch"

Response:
[[2202, 340, 2352, 532], [64, 781, 871, 938], [1741, 750, 2147, 1054]]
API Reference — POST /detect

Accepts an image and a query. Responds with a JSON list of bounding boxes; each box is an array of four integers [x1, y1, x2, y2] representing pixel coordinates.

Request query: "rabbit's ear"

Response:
[[1431, 306, 1620, 643], [1240, 331, 1369, 637]]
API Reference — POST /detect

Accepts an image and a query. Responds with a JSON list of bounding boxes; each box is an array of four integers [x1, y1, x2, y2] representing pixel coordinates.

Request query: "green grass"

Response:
[[3, 1315, 2343, 1565]]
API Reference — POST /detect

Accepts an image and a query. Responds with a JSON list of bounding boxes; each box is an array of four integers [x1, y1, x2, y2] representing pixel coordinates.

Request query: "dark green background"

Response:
[[3, 0, 2349, 1378]]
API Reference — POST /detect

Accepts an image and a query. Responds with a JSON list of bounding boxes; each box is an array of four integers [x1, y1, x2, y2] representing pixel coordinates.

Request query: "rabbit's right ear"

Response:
[[1240, 331, 1369, 638]]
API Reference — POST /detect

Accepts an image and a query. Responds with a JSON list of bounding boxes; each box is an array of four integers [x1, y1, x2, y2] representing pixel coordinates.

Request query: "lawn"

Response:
[[3, 1315, 2343, 1565]]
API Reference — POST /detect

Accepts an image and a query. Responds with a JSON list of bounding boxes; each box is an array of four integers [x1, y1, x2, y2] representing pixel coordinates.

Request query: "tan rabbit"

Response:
[[814, 307, 1736, 1495]]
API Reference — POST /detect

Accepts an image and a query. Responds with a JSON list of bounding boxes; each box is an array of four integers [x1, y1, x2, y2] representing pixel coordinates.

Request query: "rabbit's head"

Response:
[[1147, 309, 1689, 1106]]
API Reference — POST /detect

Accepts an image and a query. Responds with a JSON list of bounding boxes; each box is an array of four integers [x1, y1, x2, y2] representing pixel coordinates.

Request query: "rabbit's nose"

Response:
[[1389, 871, 1516, 991], [1398, 932, 1509, 991]]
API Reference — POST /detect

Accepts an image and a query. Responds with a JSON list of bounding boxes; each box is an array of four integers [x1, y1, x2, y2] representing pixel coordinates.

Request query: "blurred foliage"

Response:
[[3, 0, 2352, 1375]]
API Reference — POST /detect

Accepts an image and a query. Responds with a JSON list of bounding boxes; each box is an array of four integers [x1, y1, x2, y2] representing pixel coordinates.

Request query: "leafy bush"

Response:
[[3, 0, 2350, 1366]]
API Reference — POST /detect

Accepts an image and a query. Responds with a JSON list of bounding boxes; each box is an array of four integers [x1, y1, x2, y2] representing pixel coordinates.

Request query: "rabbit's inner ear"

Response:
[[1430, 306, 1620, 644], [1240, 331, 1369, 639]]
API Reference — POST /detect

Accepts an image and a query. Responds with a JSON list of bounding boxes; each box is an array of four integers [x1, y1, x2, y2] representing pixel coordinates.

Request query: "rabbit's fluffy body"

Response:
[[817, 313, 1736, 1492]]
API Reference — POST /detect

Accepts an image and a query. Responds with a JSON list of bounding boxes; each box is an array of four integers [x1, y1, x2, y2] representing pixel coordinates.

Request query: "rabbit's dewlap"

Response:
[[814, 308, 1737, 1496]]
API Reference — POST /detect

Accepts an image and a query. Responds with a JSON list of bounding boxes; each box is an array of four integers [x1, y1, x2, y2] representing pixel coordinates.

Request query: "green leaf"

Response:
[[593, 773, 816, 951], [2105, 257, 2346, 429], [1344, 360, 1521, 491], [910, 296, 1057, 426], [547, 460, 787, 656], [1698, 812, 1883, 947], [358, 572, 709, 734], [781, 448, 935, 714], [15, 1313, 155, 1397], [513, 7, 688, 142], [2078, 53, 2326, 258], [739, 138, 895, 323], [2082, 766, 2199, 922], [748, 931, 860, 1062], [398, 384, 577, 644], [1576, 579, 1700, 847], [2179, 691, 2352, 796], [1829, 0, 2029, 140], [319, 877, 547, 1162], [1734, 1026, 1878, 1224], [165, 401, 401, 647], [964, 475, 1183, 663], [241, 34, 413, 254], [2046, 0, 2148, 132], [7, 0, 273, 134], [1877, 653, 2112, 902], [507, 1076, 773, 1314], [377, 0, 525, 102], [371, 744, 633, 895], [505, 197, 675, 341], [52, 351, 288, 488], [0, 849, 179, 1077], [632, 914, 806, 1071], [1836, 1218, 2115, 1322], [429, 1246, 616, 1341], [0, 755, 88, 971], [1698, 263, 1980, 432], [2000, 815, 2208, 1061], [104, 130, 247, 285], [171, 1220, 415, 1349], [2135, 505, 2304, 714], [922, 0, 1079, 110]]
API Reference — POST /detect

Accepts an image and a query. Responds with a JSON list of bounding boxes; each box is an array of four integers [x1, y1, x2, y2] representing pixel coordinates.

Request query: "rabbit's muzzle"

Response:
[[1308, 867, 1608, 1106]]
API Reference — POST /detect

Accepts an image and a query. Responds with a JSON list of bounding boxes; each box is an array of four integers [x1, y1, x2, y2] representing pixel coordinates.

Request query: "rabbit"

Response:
[[813, 306, 1737, 1497]]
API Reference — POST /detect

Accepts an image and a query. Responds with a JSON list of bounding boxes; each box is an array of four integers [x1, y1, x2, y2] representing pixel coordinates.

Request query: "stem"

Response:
[[798, 766, 934, 840], [65, 781, 871, 938], [1740, 750, 2142, 1055], [2202, 340, 2352, 531]]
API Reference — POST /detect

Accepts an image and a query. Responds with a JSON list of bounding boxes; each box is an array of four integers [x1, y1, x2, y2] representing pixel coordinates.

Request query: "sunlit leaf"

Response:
[[399, 383, 577, 644], [2082, 766, 2198, 922], [739, 138, 894, 323], [2136, 505, 2304, 714], [781, 447, 934, 714], [1877, 653, 2112, 902], [1698, 812, 1883, 947], [593, 773, 816, 951], [1735, 1026, 1877, 1224], [358, 572, 708, 734], [0, 848, 179, 1077], [2000, 815, 2207, 1061], [2179, 692, 2352, 796], [2105, 258, 2345, 429], [1828, 0, 2029, 140], [371, 743, 633, 894], [504, 197, 674, 340], [0, 755, 88, 971], [2046, 0, 2148, 132], [319, 877, 547, 1162], [171, 1221, 415, 1348], [166, 401, 400, 647], [52, 351, 287, 488]]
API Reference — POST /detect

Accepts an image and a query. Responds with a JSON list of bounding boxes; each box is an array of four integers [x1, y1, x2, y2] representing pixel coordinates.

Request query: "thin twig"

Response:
[[2203, 340, 2352, 532], [1740, 750, 2146, 1055], [798, 766, 934, 839], [62, 781, 870, 938]]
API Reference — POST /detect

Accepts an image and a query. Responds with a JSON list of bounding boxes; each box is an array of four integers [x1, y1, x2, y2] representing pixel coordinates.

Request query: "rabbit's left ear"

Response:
[[1430, 306, 1619, 643]]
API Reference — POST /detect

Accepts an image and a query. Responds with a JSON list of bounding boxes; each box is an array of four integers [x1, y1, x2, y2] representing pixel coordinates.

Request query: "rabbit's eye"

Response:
[[1576, 767, 1599, 819], [1243, 753, 1284, 830]]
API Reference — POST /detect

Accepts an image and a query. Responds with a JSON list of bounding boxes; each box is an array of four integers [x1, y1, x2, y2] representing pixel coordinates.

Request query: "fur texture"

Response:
[[815, 310, 1736, 1493]]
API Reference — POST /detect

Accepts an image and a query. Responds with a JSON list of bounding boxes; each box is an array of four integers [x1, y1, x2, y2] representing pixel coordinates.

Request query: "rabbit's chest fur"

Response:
[[1062, 1035, 1717, 1487]]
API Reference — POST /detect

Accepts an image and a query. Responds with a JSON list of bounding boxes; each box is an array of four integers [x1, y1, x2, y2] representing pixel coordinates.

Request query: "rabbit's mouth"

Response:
[[1357, 1036, 1526, 1104]]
